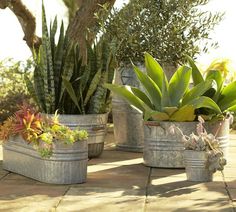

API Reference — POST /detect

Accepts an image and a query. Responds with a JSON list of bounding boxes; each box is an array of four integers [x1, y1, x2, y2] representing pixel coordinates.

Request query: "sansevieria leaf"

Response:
[[62, 76, 81, 113]]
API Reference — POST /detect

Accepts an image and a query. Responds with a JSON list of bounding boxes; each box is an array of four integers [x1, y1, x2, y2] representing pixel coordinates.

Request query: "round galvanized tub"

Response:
[[143, 119, 230, 168], [58, 114, 108, 158], [112, 64, 144, 152], [184, 150, 213, 182], [112, 97, 144, 152], [3, 136, 88, 184]]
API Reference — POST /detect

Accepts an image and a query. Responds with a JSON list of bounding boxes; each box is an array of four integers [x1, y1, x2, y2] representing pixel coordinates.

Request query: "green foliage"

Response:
[[105, 53, 221, 121], [102, 0, 223, 65], [0, 104, 88, 158], [186, 57, 236, 117], [0, 59, 33, 122], [62, 39, 117, 114], [27, 2, 116, 115]]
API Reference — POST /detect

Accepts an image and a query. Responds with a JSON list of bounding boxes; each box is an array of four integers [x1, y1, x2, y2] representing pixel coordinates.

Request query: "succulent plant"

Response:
[[170, 116, 226, 173]]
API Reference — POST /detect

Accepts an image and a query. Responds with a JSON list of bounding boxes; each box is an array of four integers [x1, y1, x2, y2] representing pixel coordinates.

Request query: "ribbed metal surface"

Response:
[[56, 113, 108, 158], [112, 66, 145, 153], [3, 136, 88, 184], [143, 120, 230, 168], [112, 97, 144, 152], [184, 150, 213, 182]]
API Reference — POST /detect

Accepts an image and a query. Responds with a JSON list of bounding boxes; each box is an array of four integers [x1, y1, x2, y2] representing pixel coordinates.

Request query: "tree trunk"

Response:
[[67, 0, 116, 63]]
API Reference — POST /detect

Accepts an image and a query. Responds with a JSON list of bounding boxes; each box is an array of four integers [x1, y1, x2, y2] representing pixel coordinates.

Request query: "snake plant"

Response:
[[62, 38, 116, 114], [26, 2, 116, 114], [187, 56, 236, 119], [105, 53, 221, 121]]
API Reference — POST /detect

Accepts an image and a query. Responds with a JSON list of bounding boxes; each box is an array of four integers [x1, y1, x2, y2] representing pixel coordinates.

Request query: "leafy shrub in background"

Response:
[[102, 0, 223, 65], [0, 59, 32, 122]]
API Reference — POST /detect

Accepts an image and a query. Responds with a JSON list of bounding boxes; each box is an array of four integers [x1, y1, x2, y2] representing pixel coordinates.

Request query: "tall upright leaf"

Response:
[[186, 55, 204, 86], [144, 52, 164, 90], [133, 65, 162, 110], [169, 66, 192, 106]]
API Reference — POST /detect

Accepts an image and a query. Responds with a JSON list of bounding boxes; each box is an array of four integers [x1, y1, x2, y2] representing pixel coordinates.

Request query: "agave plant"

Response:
[[105, 53, 221, 121], [187, 56, 236, 119]]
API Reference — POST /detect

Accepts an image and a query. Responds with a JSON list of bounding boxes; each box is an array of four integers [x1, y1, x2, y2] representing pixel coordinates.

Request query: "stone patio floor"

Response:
[[0, 130, 236, 212]]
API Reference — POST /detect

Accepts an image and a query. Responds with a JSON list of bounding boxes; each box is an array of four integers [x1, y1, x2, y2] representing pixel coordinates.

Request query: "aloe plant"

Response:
[[186, 56, 236, 118], [105, 53, 221, 121]]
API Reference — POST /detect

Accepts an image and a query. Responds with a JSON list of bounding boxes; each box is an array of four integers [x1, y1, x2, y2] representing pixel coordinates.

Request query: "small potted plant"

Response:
[[0, 104, 88, 184], [171, 117, 227, 182]]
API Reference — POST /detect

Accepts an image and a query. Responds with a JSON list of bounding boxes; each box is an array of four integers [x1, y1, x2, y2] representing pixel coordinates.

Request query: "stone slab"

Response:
[[56, 187, 146, 212]]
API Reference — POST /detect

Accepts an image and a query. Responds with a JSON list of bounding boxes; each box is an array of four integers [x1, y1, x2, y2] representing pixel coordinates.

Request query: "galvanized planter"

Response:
[[58, 113, 108, 158], [3, 136, 88, 184], [143, 119, 230, 168], [112, 65, 144, 152], [184, 150, 213, 182]]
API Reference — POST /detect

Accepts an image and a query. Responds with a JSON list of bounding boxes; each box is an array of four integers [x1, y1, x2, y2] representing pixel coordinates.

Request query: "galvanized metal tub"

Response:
[[112, 65, 144, 152], [184, 150, 213, 182], [112, 97, 144, 152], [58, 113, 108, 158], [143, 119, 230, 168], [3, 136, 88, 184]]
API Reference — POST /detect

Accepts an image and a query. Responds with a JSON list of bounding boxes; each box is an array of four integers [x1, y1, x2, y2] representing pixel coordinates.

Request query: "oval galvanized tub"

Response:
[[3, 136, 88, 184], [143, 119, 230, 168], [112, 65, 144, 152], [184, 150, 213, 182], [58, 113, 108, 158]]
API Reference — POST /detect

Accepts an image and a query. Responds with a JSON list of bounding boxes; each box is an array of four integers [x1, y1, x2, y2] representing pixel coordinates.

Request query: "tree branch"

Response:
[[0, 0, 41, 51]]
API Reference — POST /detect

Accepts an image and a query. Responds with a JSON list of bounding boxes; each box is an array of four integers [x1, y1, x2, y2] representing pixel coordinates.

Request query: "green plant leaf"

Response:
[[144, 52, 164, 90], [169, 65, 192, 106], [170, 105, 196, 121], [131, 87, 153, 109], [104, 83, 151, 114], [205, 70, 223, 101], [150, 111, 169, 121], [133, 65, 162, 110], [62, 76, 81, 113], [161, 71, 171, 108], [188, 96, 222, 114], [182, 79, 214, 105], [186, 55, 204, 86], [218, 81, 236, 111], [163, 107, 178, 116], [84, 69, 102, 105]]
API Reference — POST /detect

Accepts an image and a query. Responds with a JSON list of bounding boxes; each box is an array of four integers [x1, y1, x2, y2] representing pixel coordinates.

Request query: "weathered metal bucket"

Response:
[[184, 150, 213, 182], [58, 113, 108, 158], [143, 119, 230, 168], [3, 136, 88, 184], [112, 64, 144, 152]]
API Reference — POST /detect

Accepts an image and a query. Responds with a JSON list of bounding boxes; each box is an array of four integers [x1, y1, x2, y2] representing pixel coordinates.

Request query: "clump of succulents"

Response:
[[0, 104, 88, 157], [171, 116, 226, 173]]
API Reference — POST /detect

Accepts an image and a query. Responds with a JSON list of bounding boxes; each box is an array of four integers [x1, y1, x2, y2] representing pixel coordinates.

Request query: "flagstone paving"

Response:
[[0, 131, 235, 212]]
